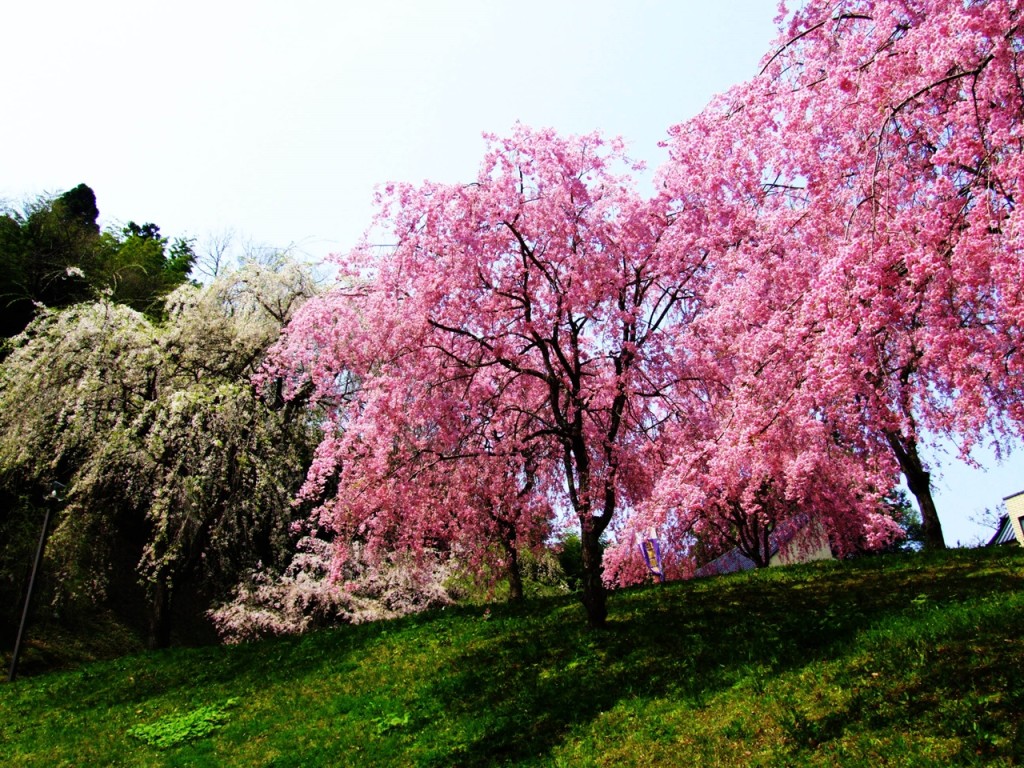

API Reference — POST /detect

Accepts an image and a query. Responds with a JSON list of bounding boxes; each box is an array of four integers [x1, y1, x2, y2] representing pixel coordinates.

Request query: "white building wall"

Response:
[[1005, 491, 1024, 547], [770, 521, 833, 567]]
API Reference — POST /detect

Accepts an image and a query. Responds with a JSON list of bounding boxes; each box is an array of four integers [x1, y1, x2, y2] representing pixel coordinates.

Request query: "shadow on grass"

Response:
[[25, 614, 402, 712], [5, 548, 1021, 766], [411, 548, 1024, 766]]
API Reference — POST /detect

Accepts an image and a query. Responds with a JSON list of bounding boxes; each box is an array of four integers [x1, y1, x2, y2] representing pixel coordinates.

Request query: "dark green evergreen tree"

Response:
[[0, 185, 196, 338]]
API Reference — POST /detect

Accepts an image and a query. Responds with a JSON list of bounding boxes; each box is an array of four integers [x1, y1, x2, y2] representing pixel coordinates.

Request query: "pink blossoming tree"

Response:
[[266, 125, 708, 626], [658, 0, 1024, 550], [602, 233, 905, 584]]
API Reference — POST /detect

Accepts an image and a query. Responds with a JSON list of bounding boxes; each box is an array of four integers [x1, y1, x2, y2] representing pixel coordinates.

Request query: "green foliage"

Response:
[[0, 185, 195, 337], [2, 547, 1020, 766], [95, 223, 196, 318], [54, 183, 101, 228], [444, 545, 570, 605], [128, 698, 238, 749], [889, 488, 926, 551], [555, 533, 607, 593], [517, 546, 573, 598], [556, 533, 584, 593], [370, 709, 411, 736], [0, 186, 98, 336]]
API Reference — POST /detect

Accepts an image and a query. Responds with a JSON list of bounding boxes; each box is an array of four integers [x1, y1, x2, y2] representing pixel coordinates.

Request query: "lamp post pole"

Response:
[[8, 483, 62, 683]]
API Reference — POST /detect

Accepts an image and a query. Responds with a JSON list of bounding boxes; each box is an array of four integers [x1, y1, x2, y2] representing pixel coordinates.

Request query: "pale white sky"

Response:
[[1, 1, 777, 252], [1, 1, 1018, 546]]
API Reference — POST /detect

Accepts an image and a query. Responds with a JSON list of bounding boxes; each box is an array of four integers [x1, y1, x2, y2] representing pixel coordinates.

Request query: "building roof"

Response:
[[987, 515, 1018, 546], [694, 514, 813, 578], [695, 547, 756, 578]]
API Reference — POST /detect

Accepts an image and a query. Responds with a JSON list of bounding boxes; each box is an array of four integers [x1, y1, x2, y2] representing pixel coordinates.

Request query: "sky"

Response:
[[1, 1, 1019, 547]]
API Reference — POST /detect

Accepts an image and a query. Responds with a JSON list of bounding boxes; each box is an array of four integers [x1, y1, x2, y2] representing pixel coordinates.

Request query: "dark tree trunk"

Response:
[[733, 499, 774, 568], [886, 431, 946, 550], [147, 578, 173, 650], [505, 544, 524, 602], [580, 524, 607, 628], [494, 512, 525, 602]]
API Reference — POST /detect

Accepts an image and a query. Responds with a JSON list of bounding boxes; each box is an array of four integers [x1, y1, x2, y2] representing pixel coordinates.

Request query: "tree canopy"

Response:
[[268, 0, 1024, 626], [656, 0, 1024, 550], [0, 258, 320, 647], [0, 184, 196, 338]]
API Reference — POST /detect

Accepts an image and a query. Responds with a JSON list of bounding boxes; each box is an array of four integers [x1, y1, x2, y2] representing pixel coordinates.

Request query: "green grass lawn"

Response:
[[2, 546, 1023, 766]]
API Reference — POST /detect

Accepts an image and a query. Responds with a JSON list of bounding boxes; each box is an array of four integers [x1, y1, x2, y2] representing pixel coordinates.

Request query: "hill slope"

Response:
[[2, 547, 1023, 766]]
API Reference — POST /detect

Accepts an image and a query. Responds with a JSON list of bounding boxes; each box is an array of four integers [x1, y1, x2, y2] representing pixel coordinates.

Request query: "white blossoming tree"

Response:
[[0, 257, 321, 647]]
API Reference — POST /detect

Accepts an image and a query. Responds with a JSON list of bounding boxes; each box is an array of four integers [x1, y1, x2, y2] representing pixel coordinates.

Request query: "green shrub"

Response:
[[127, 698, 238, 749]]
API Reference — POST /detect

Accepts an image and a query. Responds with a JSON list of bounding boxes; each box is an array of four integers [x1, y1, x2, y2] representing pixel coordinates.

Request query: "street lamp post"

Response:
[[7, 483, 63, 683]]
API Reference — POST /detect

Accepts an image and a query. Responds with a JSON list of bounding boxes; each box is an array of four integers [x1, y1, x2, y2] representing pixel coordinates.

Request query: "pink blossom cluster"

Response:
[[208, 538, 455, 643], [652, 0, 1024, 552], [264, 1, 1024, 613]]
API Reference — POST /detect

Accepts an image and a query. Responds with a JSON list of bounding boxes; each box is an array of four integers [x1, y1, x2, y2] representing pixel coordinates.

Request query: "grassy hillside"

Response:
[[2, 547, 1022, 766]]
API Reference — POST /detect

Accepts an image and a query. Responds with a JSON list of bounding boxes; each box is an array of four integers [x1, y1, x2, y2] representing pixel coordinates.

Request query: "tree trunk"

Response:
[[147, 578, 173, 650], [580, 524, 607, 628], [505, 544, 524, 602], [886, 431, 946, 550]]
